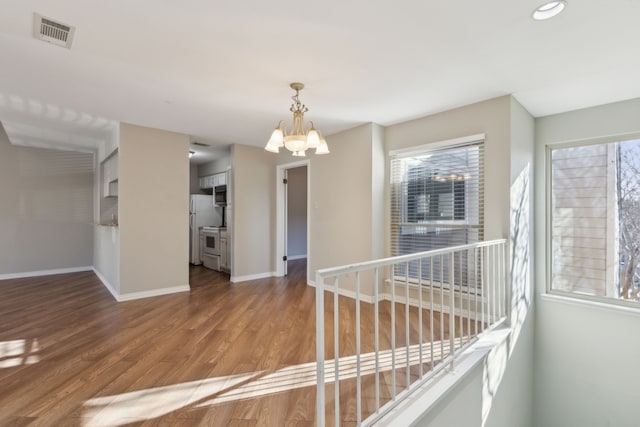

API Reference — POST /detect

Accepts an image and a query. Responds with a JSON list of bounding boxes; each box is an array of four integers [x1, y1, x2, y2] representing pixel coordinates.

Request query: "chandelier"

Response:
[[264, 82, 329, 156]]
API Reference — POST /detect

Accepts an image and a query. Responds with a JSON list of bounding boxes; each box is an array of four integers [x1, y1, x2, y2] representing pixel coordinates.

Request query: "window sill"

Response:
[[541, 292, 640, 318]]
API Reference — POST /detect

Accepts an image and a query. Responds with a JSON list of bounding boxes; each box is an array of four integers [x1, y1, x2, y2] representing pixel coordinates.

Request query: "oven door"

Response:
[[202, 253, 220, 271], [203, 231, 220, 256]]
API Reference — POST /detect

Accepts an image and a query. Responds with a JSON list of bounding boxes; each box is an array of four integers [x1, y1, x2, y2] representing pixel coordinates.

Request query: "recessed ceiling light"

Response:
[[532, 1, 567, 20]]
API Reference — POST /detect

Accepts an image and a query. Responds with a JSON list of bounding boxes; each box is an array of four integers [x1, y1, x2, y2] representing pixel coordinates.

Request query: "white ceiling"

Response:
[[1, 1, 639, 158]]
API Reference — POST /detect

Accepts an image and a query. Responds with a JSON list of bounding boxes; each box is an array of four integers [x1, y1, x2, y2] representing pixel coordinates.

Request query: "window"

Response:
[[390, 136, 484, 284], [548, 138, 640, 303]]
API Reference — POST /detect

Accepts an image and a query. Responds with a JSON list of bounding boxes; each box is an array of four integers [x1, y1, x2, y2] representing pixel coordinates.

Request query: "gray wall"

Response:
[[533, 97, 640, 427], [118, 123, 190, 295], [297, 124, 378, 292], [0, 124, 94, 275], [198, 155, 231, 177], [287, 166, 307, 258], [231, 144, 277, 279], [189, 163, 201, 194]]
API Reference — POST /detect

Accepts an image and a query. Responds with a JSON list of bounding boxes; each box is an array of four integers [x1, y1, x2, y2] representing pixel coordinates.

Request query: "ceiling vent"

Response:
[[192, 142, 210, 147], [33, 13, 75, 49]]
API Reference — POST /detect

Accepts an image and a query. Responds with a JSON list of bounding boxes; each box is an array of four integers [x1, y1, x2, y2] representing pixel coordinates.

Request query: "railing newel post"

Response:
[[405, 261, 410, 389], [315, 271, 325, 427], [374, 267, 380, 413], [334, 276, 340, 427], [356, 271, 362, 425], [418, 257, 423, 378], [449, 252, 455, 370], [391, 263, 396, 400]]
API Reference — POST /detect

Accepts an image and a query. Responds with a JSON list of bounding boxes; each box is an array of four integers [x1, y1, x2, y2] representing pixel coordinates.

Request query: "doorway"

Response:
[[276, 160, 309, 281]]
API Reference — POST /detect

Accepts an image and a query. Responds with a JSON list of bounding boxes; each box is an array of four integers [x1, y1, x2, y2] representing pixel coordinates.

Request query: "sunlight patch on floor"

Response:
[[82, 371, 261, 426], [82, 341, 458, 425], [0, 338, 40, 368], [197, 340, 454, 406]]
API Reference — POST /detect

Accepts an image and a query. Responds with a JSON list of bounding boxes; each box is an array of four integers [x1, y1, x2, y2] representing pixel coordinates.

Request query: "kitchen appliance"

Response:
[[189, 195, 218, 264], [214, 185, 227, 206], [201, 226, 223, 271]]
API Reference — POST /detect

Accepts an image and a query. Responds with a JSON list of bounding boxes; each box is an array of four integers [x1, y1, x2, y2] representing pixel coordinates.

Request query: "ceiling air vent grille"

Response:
[[33, 13, 75, 49]]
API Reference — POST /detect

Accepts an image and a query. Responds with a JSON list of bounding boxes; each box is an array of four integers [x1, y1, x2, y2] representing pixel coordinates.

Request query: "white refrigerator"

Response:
[[189, 195, 218, 264]]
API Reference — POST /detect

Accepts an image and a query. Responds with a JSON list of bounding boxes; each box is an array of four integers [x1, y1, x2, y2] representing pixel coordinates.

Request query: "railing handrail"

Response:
[[316, 238, 507, 279], [315, 238, 508, 426]]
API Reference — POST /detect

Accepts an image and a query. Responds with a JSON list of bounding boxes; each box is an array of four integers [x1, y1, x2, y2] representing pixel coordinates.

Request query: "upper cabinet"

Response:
[[199, 171, 227, 189], [102, 149, 119, 197]]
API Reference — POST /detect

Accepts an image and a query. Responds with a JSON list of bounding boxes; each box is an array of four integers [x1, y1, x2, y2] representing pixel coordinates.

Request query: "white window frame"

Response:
[[545, 133, 640, 309], [389, 134, 485, 290]]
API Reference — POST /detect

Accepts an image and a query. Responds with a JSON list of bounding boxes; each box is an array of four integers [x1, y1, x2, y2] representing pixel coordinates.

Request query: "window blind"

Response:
[[390, 139, 484, 284]]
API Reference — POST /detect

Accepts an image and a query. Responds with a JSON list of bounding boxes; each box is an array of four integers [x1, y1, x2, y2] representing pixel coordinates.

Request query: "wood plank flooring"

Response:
[[0, 260, 466, 426]]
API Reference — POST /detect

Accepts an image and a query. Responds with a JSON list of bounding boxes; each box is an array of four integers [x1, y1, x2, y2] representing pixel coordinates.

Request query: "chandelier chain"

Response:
[[290, 89, 308, 114]]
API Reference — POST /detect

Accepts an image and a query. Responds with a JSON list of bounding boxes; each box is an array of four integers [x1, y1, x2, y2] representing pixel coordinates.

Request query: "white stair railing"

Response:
[[315, 239, 507, 426]]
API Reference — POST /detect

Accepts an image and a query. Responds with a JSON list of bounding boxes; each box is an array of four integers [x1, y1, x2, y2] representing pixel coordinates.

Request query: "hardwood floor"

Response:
[[0, 260, 463, 426]]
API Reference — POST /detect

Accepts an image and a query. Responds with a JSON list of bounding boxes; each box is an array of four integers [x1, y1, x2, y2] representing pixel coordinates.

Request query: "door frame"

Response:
[[276, 159, 310, 281]]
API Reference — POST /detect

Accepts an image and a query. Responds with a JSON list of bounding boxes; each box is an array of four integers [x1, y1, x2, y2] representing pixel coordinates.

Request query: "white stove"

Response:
[[200, 226, 226, 271]]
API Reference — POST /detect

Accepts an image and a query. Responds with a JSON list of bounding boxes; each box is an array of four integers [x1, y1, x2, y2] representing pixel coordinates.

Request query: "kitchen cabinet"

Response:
[[199, 172, 227, 190], [220, 229, 229, 272], [214, 172, 226, 187]]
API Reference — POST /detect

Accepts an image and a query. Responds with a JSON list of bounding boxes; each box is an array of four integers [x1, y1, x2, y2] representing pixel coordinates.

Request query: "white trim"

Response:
[[541, 293, 640, 318], [0, 266, 93, 280], [307, 280, 377, 304], [118, 285, 190, 302], [389, 133, 485, 157], [92, 267, 119, 301], [287, 254, 307, 261], [543, 131, 640, 149], [544, 133, 640, 296], [276, 160, 311, 281], [230, 272, 276, 283]]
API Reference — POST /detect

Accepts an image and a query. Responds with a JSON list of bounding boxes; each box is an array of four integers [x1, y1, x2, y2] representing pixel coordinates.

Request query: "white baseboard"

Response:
[[92, 268, 119, 301], [230, 272, 276, 283], [117, 285, 190, 302], [93, 268, 189, 302], [307, 280, 377, 304], [287, 255, 307, 261], [1, 266, 190, 303], [0, 266, 93, 281]]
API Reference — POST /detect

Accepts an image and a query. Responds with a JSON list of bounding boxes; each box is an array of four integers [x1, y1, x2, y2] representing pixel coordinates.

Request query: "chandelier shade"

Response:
[[264, 83, 329, 156]]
